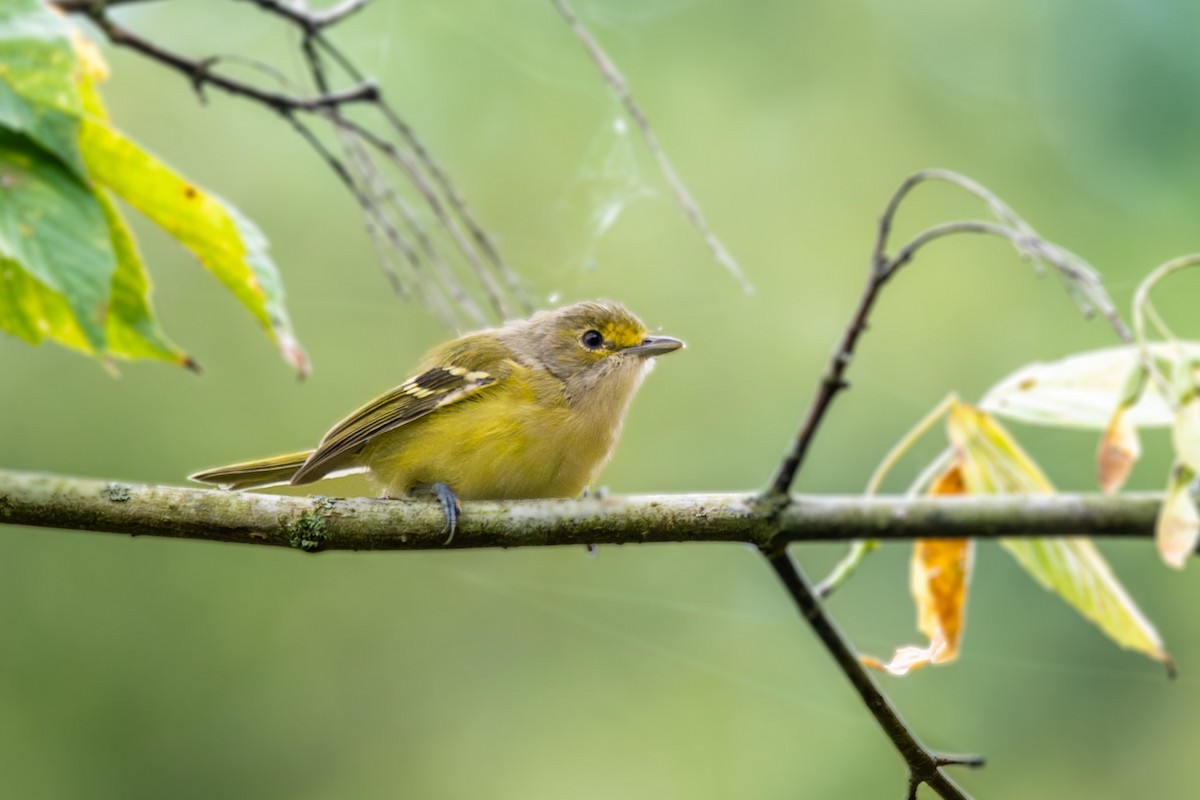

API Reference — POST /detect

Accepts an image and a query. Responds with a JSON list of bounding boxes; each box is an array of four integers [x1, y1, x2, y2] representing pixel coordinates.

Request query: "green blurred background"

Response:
[[4, 0, 1200, 796]]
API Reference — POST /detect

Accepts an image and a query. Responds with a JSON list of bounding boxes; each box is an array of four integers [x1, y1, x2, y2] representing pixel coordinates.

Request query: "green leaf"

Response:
[[0, 255, 94, 350], [999, 536, 1170, 665], [94, 188, 195, 368], [0, 0, 85, 174], [0, 129, 113, 353], [79, 119, 309, 376], [0, 4, 305, 373], [0, 75, 84, 176]]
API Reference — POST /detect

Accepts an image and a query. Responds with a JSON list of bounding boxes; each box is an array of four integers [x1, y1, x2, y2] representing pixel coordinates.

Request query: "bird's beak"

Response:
[[624, 335, 685, 358]]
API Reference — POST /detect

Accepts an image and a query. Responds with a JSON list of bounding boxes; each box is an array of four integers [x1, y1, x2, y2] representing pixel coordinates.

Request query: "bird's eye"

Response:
[[581, 330, 605, 350]]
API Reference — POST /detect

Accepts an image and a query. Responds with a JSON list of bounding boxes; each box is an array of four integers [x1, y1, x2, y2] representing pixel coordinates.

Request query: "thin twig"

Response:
[[1132, 255, 1200, 411], [337, 114, 513, 321], [48, 0, 164, 8], [74, 6, 377, 112], [291, 16, 529, 318], [295, 30, 473, 327], [765, 549, 981, 800], [277, 111, 458, 328], [54, 0, 522, 328], [551, 0, 753, 295], [377, 103, 530, 318], [879, 170, 1129, 341], [763, 245, 894, 501], [758, 171, 1136, 798], [236, 0, 371, 31], [765, 169, 1132, 501]]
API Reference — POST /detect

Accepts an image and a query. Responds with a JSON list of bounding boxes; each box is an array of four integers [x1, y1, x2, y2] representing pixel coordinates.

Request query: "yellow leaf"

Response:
[[947, 400, 1170, 668], [1157, 465, 1199, 570], [866, 466, 974, 676], [78, 120, 308, 377], [1097, 409, 1142, 495]]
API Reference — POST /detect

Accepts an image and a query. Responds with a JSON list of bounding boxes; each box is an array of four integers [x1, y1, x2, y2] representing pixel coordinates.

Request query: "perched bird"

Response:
[[190, 300, 683, 538]]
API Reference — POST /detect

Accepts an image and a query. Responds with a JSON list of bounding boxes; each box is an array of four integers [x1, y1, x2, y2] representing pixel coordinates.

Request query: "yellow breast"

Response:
[[358, 361, 625, 500]]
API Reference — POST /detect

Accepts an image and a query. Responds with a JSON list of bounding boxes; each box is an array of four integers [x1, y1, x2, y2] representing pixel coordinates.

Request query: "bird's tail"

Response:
[[189, 451, 315, 491]]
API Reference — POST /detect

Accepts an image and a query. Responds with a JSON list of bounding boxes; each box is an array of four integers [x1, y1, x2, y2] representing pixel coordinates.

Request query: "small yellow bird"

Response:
[[190, 300, 683, 536]]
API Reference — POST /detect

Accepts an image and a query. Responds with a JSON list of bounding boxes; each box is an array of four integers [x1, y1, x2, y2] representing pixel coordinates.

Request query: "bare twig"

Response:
[[765, 549, 982, 800], [335, 114, 514, 321], [1131, 254, 1200, 411], [878, 170, 1129, 340], [236, 0, 371, 31], [246, 0, 529, 320], [757, 170, 1135, 799], [289, 3, 524, 320], [765, 169, 1130, 501], [293, 30, 474, 327], [72, 7, 378, 112], [551, 0, 753, 295], [47, 0, 164, 8], [763, 241, 894, 501], [54, 0, 525, 327]]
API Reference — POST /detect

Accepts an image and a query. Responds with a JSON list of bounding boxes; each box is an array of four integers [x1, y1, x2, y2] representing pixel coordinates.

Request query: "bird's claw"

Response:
[[432, 482, 460, 545]]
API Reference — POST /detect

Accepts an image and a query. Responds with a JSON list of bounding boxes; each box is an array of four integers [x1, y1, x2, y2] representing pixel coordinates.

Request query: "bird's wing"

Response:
[[291, 337, 514, 483]]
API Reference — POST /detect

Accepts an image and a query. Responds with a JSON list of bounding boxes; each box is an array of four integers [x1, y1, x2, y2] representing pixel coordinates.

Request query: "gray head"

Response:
[[500, 300, 683, 400]]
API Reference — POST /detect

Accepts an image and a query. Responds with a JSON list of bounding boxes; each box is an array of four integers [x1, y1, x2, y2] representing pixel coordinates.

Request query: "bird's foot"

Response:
[[411, 482, 461, 544]]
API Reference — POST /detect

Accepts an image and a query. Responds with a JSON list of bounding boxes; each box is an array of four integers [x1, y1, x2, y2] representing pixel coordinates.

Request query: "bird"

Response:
[[189, 300, 684, 539]]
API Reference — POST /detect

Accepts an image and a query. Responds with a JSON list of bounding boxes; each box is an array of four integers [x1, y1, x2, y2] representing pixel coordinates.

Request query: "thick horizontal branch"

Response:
[[0, 469, 1167, 553]]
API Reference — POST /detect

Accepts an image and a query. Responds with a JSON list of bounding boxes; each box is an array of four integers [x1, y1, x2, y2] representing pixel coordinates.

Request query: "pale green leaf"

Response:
[[979, 344, 1193, 429], [946, 400, 1170, 667], [1000, 536, 1169, 663], [1172, 398, 1200, 475]]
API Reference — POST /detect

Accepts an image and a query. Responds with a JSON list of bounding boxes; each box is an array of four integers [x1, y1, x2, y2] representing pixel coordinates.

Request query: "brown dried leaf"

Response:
[[865, 466, 974, 676], [1097, 409, 1142, 495]]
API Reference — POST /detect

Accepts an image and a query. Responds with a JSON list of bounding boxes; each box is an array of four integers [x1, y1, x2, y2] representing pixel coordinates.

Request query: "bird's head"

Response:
[[506, 300, 683, 400]]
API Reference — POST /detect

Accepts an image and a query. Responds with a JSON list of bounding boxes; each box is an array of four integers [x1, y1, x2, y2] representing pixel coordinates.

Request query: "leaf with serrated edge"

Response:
[[946, 400, 1170, 668]]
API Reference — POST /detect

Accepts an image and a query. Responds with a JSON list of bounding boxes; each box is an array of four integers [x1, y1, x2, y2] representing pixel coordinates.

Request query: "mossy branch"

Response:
[[0, 468, 1167, 552]]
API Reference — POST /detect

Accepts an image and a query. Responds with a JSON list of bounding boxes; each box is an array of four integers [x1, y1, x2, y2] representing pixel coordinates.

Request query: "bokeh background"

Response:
[[5, 0, 1200, 797]]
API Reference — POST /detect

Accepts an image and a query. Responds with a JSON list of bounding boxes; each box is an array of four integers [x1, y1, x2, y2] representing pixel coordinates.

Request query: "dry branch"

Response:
[[0, 468, 1168, 552]]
